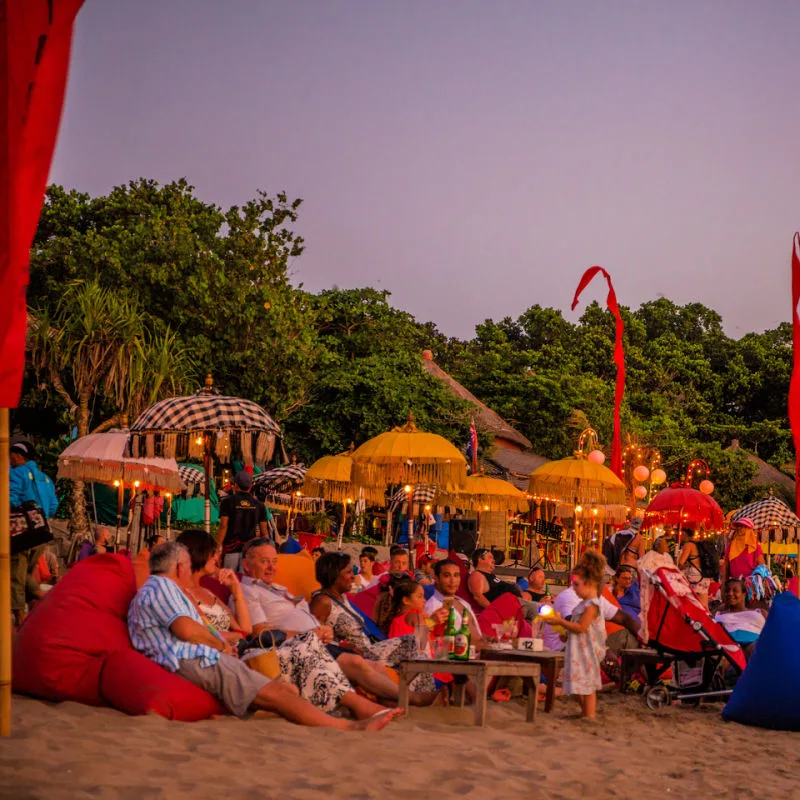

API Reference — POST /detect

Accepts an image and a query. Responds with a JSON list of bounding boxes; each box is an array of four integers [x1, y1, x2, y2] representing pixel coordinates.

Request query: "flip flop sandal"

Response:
[[491, 688, 512, 703]]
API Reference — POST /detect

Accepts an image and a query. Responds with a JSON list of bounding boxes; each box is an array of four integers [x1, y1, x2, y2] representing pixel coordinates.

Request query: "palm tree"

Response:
[[29, 279, 195, 535]]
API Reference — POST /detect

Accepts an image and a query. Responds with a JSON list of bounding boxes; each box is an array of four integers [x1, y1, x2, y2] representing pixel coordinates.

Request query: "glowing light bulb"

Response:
[[113, 480, 120, 488], [195, 436, 203, 445], [404, 485, 411, 494], [575, 504, 583, 513]]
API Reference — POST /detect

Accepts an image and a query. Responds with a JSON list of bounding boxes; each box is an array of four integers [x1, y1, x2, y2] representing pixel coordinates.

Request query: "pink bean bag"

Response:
[[13, 553, 224, 721]]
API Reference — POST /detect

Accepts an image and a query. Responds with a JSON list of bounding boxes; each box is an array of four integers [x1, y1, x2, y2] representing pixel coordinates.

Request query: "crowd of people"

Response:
[[8, 456, 786, 727]]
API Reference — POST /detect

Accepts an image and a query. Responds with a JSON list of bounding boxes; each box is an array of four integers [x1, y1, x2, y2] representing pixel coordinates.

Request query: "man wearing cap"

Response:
[[10, 442, 59, 625], [216, 471, 268, 571]]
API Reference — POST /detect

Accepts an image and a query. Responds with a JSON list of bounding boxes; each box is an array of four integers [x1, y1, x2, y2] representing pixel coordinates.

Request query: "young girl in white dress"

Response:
[[545, 549, 607, 719]]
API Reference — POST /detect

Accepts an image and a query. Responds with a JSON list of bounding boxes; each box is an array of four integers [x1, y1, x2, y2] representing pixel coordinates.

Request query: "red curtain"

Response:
[[789, 233, 800, 515], [571, 266, 625, 478], [0, 0, 84, 408]]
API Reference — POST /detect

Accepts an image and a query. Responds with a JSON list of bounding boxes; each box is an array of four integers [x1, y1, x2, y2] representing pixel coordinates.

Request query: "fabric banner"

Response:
[[571, 266, 625, 478], [0, 0, 84, 408], [789, 233, 800, 515]]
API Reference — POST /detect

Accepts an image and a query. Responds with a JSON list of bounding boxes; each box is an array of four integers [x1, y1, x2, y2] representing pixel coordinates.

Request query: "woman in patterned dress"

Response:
[[310, 552, 443, 701], [544, 549, 607, 719], [176, 530, 382, 716]]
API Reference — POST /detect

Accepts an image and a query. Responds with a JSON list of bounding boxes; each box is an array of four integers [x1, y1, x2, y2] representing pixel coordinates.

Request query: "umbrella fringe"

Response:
[[434, 492, 529, 513], [351, 461, 467, 493], [527, 477, 627, 507], [301, 479, 352, 505]]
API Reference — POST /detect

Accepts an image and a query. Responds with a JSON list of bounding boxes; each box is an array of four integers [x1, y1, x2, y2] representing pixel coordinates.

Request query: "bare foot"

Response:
[[351, 707, 404, 731]]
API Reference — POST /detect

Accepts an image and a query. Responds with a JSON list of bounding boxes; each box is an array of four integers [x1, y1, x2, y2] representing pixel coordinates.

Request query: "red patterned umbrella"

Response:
[[641, 487, 724, 531]]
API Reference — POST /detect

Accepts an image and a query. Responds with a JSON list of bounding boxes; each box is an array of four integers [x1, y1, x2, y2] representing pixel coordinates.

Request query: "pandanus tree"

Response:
[[28, 279, 195, 535]]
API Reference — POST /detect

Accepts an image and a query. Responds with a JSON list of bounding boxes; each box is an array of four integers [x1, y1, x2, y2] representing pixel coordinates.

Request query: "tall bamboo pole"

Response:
[[1, 408, 12, 737]]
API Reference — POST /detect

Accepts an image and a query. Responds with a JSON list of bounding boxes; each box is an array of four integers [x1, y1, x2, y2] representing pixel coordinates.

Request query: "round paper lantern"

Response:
[[634, 485, 647, 499], [651, 468, 667, 486], [699, 479, 714, 495], [587, 449, 605, 465], [633, 465, 650, 483]]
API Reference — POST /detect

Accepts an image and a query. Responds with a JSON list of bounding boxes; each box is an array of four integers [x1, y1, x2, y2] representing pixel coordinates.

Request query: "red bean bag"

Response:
[[13, 553, 224, 720], [477, 593, 533, 639]]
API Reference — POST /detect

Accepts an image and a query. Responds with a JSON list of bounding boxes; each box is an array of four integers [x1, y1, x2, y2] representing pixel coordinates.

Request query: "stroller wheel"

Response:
[[645, 684, 671, 711]]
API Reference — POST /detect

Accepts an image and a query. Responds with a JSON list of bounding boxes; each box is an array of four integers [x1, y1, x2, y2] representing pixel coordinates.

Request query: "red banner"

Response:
[[0, 0, 84, 408], [789, 233, 800, 515], [571, 266, 625, 478]]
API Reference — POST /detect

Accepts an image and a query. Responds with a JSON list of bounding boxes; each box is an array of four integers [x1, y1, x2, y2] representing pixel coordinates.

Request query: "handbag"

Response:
[[10, 501, 54, 556], [243, 629, 283, 680]]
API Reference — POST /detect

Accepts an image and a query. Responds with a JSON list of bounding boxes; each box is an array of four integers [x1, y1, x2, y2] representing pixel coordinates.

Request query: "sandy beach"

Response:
[[1, 692, 797, 800]]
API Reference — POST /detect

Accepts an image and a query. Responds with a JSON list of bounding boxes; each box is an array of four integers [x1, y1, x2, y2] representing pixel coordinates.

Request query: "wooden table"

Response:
[[480, 648, 564, 713], [398, 658, 541, 727]]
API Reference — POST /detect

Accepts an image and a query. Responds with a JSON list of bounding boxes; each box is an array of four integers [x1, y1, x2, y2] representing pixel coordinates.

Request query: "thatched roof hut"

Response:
[[728, 439, 796, 503], [421, 350, 532, 451]]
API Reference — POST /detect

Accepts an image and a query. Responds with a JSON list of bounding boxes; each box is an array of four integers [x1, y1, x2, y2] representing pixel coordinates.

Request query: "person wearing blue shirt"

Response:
[[10, 443, 59, 517], [10, 443, 59, 625]]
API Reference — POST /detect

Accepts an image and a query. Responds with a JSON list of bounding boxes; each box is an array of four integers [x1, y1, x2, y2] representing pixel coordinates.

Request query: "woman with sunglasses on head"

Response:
[[310, 552, 442, 704]]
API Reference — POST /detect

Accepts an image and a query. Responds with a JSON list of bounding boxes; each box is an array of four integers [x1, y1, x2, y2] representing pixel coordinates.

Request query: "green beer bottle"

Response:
[[443, 606, 457, 659], [453, 610, 471, 661]]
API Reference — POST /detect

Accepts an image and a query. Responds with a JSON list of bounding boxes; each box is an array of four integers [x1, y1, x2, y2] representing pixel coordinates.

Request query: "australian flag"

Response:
[[466, 419, 479, 474]]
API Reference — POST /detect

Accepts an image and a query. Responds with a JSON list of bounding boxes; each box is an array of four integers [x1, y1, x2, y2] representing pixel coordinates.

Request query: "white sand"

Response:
[[1, 692, 798, 800]]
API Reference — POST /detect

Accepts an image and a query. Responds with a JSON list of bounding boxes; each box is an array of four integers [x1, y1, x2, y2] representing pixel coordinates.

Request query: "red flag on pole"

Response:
[[788, 233, 800, 515], [0, 0, 84, 408], [571, 267, 626, 478]]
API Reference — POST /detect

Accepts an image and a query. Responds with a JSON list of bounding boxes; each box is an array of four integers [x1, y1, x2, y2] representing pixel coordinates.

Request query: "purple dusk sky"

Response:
[[50, 1, 800, 340]]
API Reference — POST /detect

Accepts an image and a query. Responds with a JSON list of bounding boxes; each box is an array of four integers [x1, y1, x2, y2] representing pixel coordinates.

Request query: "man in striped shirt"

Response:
[[128, 541, 400, 730]]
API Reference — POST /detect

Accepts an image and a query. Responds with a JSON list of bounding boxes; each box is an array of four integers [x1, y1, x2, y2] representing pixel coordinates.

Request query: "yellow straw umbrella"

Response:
[[351, 415, 467, 557], [302, 447, 357, 548], [528, 457, 627, 507], [436, 473, 530, 513]]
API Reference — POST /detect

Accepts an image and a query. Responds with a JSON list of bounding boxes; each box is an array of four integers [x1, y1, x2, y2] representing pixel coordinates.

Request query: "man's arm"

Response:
[[611, 608, 641, 636], [467, 572, 491, 609], [170, 616, 228, 651]]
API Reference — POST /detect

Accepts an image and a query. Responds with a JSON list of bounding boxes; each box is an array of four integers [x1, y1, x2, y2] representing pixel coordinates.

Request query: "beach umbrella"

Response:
[[528, 457, 627, 507], [253, 463, 307, 495], [436, 473, 529, 513], [732, 494, 800, 531], [351, 415, 467, 556], [58, 430, 183, 539], [178, 464, 204, 496], [302, 448, 358, 548], [129, 375, 281, 531], [641, 486, 724, 531], [389, 484, 437, 509]]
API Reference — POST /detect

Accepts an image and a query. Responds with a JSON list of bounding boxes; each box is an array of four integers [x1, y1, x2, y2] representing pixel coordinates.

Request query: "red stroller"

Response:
[[638, 565, 747, 710]]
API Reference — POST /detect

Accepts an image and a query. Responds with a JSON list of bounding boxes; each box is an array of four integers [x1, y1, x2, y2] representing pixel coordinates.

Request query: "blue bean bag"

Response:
[[723, 592, 800, 730]]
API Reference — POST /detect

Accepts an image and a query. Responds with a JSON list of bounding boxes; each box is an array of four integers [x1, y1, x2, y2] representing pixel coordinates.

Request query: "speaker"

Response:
[[449, 518, 478, 556]]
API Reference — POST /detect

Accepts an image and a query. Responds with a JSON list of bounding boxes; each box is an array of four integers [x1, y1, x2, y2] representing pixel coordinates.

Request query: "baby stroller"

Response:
[[638, 565, 747, 710]]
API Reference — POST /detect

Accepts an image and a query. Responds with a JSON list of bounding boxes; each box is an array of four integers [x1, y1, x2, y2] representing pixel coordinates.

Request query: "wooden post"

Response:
[[0, 408, 11, 737], [337, 500, 347, 550], [203, 434, 212, 534], [408, 485, 415, 569]]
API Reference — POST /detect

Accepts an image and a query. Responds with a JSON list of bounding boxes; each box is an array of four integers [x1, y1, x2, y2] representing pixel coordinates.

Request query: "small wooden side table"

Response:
[[398, 658, 541, 727], [480, 648, 564, 713]]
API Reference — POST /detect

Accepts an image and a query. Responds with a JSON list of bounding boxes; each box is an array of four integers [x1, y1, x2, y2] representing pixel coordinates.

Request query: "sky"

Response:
[[50, 0, 800, 340]]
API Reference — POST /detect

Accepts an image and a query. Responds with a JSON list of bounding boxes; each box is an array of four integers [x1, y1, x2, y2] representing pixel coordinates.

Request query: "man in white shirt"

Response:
[[542, 582, 640, 652], [424, 559, 480, 641], [237, 539, 403, 700]]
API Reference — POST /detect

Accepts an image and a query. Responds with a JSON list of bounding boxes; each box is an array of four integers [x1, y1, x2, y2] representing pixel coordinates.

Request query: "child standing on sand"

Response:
[[545, 550, 607, 719]]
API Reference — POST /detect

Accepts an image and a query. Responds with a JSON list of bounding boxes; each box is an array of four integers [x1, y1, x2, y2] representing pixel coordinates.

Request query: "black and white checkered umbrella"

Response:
[[732, 495, 800, 530], [179, 465, 204, 498], [388, 484, 436, 512], [253, 464, 307, 498], [129, 381, 281, 467]]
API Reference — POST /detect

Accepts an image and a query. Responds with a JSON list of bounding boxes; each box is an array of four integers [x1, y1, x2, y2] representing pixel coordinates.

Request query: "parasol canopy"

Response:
[[178, 464, 204, 497], [302, 448, 354, 504], [732, 494, 800, 530], [57, 431, 182, 493], [641, 486, 724, 531], [389, 484, 437, 511], [253, 463, 307, 496], [351, 415, 467, 502], [128, 376, 281, 466], [528, 457, 627, 507], [436, 473, 530, 513]]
